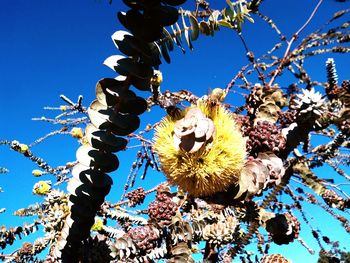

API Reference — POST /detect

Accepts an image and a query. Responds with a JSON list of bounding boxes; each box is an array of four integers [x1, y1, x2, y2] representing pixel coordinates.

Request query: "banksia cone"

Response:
[[266, 213, 300, 245], [125, 188, 146, 208], [246, 120, 285, 156], [154, 101, 246, 196], [260, 254, 291, 263], [326, 58, 338, 99], [148, 192, 177, 225], [126, 225, 160, 254]]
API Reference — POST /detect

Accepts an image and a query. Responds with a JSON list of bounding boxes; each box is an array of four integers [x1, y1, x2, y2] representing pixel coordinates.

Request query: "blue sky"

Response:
[[0, 0, 350, 262]]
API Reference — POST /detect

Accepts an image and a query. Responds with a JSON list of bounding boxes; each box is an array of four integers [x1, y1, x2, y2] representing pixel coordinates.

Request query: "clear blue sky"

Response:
[[0, 0, 349, 262]]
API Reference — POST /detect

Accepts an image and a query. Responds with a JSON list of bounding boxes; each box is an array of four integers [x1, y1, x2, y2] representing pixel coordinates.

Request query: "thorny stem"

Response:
[[268, 0, 324, 86]]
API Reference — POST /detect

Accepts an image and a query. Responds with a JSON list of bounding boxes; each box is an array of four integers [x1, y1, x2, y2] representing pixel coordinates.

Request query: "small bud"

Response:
[[19, 144, 29, 153], [60, 105, 67, 111], [32, 170, 43, 177], [32, 181, 51, 196], [91, 218, 104, 231], [70, 127, 83, 139], [210, 88, 227, 102], [150, 70, 163, 86]]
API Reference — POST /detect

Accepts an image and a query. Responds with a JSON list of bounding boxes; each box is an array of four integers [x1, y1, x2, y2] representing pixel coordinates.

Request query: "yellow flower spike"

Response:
[[154, 101, 246, 197], [19, 144, 29, 153], [60, 105, 67, 111], [32, 181, 51, 196], [91, 218, 104, 232], [70, 127, 83, 139], [150, 70, 163, 86], [32, 170, 43, 177]]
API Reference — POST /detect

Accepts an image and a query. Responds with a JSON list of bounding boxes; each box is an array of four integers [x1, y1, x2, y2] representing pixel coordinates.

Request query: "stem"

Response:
[[268, 0, 324, 86]]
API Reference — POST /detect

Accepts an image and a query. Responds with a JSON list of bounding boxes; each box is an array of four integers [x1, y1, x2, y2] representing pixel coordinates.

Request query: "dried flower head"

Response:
[[154, 101, 246, 197], [292, 88, 326, 117], [202, 216, 239, 246]]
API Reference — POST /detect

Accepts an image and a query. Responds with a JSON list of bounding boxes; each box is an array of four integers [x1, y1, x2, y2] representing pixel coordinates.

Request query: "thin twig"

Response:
[[268, 0, 324, 86]]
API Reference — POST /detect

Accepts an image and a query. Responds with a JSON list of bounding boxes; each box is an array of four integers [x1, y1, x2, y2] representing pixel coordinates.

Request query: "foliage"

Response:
[[1, 0, 350, 262]]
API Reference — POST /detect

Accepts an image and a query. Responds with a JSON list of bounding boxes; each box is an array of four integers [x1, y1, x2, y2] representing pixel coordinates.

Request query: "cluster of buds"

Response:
[[18, 242, 33, 256], [126, 225, 160, 254], [245, 121, 285, 156], [0, 222, 39, 250], [322, 189, 350, 210], [266, 213, 300, 245], [41, 190, 69, 234], [125, 188, 146, 208], [340, 120, 350, 136], [260, 254, 291, 263], [148, 189, 177, 225]]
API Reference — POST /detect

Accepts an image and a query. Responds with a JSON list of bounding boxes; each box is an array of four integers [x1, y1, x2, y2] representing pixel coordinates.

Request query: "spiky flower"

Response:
[[292, 88, 326, 117], [154, 101, 246, 197]]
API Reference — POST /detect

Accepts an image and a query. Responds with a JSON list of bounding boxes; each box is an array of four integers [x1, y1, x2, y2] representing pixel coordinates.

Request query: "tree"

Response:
[[0, 0, 350, 262]]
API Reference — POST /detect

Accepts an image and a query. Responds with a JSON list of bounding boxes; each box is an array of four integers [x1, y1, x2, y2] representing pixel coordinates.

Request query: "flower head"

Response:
[[292, 88, 326, 116], [154, 101, 246, 197]]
